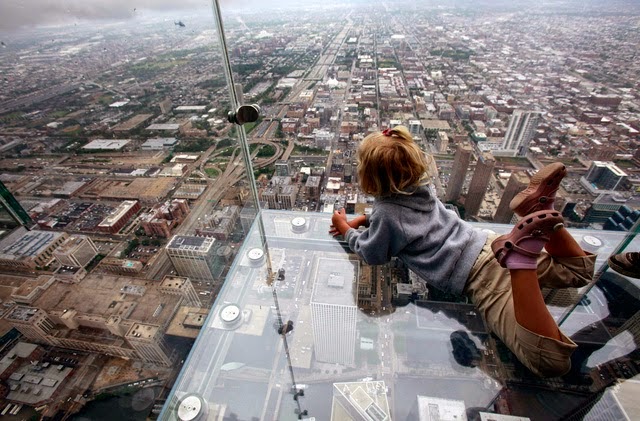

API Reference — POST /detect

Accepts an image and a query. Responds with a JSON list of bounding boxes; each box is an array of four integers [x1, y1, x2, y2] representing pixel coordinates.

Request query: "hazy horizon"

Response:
[[1, 0, 639, 33]]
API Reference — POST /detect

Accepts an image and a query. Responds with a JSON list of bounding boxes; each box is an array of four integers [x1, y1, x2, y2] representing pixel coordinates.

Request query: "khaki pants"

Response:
[[463, 234, 596, 377]]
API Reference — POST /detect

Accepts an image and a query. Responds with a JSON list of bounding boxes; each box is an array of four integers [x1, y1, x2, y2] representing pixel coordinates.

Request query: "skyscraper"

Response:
[[494, 171, 529, 224], [502, 110, 542, 157], [465, 151, 495, 217], [445, 143, 473, 203], [584, 161, 627, 191], [0, 180, 32, 228], [311, 254, 358, 366]]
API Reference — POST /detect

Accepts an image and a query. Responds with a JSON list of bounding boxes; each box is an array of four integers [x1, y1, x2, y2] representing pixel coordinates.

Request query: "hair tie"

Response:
[[382, 128, 392, 136]]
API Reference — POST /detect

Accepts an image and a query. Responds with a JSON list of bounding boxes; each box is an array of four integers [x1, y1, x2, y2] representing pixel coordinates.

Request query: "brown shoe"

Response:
[[510, 163, 567, 217], [492, 210, 564, 269], [608, 252, 640, 279]]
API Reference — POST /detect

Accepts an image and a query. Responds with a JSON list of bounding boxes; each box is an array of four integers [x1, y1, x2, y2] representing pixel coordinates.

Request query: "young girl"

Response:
[[330, 125, 596, 377]]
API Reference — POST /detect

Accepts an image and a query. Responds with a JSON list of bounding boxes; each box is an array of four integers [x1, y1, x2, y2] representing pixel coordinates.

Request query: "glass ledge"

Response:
[[160, 210, 639, 421]]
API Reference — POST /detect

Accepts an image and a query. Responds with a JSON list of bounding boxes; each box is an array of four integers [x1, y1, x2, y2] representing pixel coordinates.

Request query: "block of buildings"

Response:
[[259, 178, 298, 211], [582, 161, 628, 193], [331, 380, 391, 420], [99, 178, 177, 204], [1, 274, 196, 366], [141, 199, 190, 238]]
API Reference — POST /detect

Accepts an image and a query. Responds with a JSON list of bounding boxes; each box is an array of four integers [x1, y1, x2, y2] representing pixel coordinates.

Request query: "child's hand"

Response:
[[329, 208, 351, 237]]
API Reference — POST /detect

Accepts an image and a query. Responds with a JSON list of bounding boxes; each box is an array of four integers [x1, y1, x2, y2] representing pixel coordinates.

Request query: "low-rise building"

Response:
[[53, 235, 99, 268], [100, 257, 144, 275], [97, 200, 140, 234], [0, 228, 67, 270]]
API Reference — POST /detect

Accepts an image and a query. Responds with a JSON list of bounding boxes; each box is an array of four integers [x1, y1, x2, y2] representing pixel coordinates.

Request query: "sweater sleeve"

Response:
[[345, 208, 409, 265]]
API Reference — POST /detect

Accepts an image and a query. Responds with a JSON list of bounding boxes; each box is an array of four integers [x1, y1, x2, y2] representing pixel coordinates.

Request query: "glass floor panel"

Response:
[[161, 210, 639, 420]]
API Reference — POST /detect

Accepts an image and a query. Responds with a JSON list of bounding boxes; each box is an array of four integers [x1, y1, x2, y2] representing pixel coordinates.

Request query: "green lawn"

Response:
[[205, 168, 220, 178]]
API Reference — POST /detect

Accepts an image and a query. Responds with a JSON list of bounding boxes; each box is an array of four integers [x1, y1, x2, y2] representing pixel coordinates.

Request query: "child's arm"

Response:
[[329, 209, 367, 237], [344, 207, 409, 265]]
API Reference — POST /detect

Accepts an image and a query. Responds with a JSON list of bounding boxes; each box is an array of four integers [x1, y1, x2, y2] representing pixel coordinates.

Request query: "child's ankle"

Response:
[[503, 238, 546, 270], [504, 253, 538, 270]]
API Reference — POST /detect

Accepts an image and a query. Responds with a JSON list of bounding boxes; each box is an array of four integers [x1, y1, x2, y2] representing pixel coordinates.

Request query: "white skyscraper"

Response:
[[501, 110, 542, 157], [311, 254, 358, 366]]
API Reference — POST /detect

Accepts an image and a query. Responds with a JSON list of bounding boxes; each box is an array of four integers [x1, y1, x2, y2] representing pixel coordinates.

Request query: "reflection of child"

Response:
[[330, 126, 596, 377]]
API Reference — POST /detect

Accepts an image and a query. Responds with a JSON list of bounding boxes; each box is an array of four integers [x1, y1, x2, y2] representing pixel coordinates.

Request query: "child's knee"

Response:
[[528, 353, 572, 378], [516, 325, 577, 377]]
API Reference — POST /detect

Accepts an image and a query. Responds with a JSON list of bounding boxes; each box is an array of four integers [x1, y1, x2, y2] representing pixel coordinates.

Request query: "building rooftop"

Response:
[[141, 138, 178, 148], [167, 235, 215, 252], [54, 235, 89, 255], [165, 306, 209, 339], [82, 139, 131, 150], [31, 274, 182, 326], [146, 123, 181, 131], [98, 200, 138, 228], [0, 228, 64, 261]]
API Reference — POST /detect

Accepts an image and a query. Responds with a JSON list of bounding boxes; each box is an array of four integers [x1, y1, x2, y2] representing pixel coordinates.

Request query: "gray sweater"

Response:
[[345, 185, 488, 295]]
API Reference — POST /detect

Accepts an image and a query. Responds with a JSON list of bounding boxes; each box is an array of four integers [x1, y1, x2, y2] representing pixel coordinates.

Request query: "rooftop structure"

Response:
[[167, 235, 215, 252], [146, 123, 182, 131], [416, 396, 467, 421], [52, 181, 86, 197], [175, 105, 208, 112], [165, 306, 209, 339], [141, 137, 179, 150], [331, 380, 391, 421], [6, 355, 73, 405], [82, 139, 131, 150]]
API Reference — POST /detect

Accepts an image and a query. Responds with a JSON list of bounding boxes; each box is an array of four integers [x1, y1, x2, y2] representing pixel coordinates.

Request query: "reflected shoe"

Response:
[[510, 163, 567, 217], [492, 210, 564, 270], [608, 252, 640, 279]]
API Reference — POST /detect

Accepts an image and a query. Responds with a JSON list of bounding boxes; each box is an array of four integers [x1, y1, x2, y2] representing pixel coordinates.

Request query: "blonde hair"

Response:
[[357, 125, 433, 197]]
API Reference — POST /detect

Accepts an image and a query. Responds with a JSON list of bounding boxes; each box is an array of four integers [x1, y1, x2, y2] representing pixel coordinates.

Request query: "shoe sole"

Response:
[[510, 163, 567, 217], [608, 256, 640, 279], [492, 210, 564, 268]]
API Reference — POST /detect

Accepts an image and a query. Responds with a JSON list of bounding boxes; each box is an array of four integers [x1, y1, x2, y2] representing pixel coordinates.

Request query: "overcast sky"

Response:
[[0, 0, 261, 31], [0, 0, 623, 32]]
